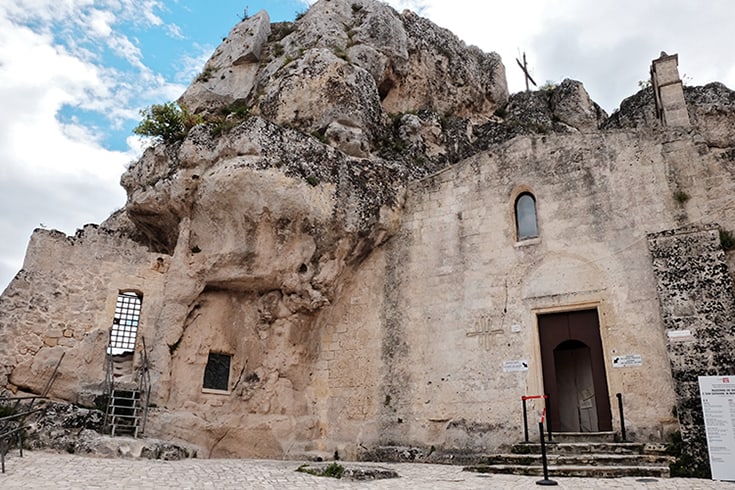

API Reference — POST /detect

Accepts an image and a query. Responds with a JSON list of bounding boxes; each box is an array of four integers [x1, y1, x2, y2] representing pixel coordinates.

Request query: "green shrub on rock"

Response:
[[133, 102, 202, 144]]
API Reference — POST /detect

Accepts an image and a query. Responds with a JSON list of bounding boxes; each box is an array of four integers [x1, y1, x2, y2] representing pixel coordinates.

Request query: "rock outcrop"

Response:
[[603, 82, 735, 149], [179, 0, 507, 161]]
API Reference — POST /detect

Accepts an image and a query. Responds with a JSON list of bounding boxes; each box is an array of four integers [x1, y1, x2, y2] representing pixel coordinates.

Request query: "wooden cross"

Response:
[[516, 52, 537, 92]]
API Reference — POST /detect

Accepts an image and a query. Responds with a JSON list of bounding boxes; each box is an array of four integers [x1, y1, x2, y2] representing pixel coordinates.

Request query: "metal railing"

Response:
[[0, 402, 44, 473], [521, 394, 553, 443], [522, 392, 629, 443], [137, 337, 152, 436], [1, 352, 63, 474], [616, 392, 627, 442]]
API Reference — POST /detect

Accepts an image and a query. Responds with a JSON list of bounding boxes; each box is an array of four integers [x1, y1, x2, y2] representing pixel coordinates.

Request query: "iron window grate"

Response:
[[110, 292, 141, 352], [203, 353, 231, 391]]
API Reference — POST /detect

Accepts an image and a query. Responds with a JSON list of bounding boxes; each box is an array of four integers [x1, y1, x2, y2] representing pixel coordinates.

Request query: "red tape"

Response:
[[521, 395, 548, 401]]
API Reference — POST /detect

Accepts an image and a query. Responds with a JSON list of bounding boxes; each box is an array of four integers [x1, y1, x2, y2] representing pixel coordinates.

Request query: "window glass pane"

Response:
[[203, 353, 231, 391], [516, 194, 538, 240]]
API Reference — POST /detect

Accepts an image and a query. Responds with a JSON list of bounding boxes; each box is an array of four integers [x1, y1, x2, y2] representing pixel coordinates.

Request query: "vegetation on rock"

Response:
[[296, 462, 345, 479], [666, 430, 711, 479], [133, 102, 202, 143]]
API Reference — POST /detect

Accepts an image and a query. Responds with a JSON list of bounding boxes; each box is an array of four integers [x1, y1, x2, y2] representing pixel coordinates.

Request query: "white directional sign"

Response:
[[612, 354, 643, 368], [502, 360, 529, 372], [667, 329, 694, 342], [699, 376, 735, 482]]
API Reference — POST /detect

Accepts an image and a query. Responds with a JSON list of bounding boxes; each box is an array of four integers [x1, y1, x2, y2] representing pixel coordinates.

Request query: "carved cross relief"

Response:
[[466, 314, 504, 350]]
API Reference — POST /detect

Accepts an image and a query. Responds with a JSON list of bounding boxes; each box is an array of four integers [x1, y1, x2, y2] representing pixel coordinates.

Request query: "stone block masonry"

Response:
[[648, 224, 735, 477]]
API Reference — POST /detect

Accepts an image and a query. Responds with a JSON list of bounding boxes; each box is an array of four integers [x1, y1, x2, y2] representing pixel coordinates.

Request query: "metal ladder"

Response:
[[103, 336, 151, 438], [106, 388, 141, 437]]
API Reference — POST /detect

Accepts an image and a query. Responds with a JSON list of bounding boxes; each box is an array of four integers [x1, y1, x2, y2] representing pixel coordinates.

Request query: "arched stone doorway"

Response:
[[538, 309, 612, 432]]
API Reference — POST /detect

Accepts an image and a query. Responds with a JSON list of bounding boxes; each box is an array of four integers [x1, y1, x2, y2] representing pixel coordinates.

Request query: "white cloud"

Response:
[[0, 0, 178, 291], [166, 23, 184, 40], [384, 0, 735, 112], [86, 8, 115, 38], [107, 33, 146, 69], [176, 43, 216, 85]]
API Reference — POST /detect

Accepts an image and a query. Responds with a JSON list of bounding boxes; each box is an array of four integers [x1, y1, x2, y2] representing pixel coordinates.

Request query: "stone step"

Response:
[[464, 463, 671, 478], [512, 442, 646, 455], [477, 453, 674, 467], [545, 431, 617, 443]]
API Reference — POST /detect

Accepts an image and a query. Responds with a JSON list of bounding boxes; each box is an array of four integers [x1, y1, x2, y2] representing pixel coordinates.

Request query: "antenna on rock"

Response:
[[516, 52, 537, 92]]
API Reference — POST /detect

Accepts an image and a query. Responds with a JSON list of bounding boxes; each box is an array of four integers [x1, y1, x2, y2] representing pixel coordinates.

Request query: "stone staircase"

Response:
[[464, 432, 675, 478]]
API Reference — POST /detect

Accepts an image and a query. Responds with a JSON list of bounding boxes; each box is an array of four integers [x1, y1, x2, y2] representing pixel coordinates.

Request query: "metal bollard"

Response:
[[536, 421, 558, 486], [616, 393, 627, 442], [545, 393, 554, 443], [523, 397, 529, 443]]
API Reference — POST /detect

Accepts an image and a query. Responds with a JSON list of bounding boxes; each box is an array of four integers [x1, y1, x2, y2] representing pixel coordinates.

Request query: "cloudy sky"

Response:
[[1, 0, 734, 293]]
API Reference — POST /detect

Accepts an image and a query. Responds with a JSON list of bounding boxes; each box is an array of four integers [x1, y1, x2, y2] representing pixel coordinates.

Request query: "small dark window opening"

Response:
[[109, 292, 142, 353], [203, 353, 231, 391], [515, 192, 539, 240]]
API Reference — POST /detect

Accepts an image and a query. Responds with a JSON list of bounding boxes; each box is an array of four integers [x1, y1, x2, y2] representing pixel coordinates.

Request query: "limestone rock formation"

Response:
[[603, 82, 735, 149], [685, 82, 735, 148], [180, 0, 507, 160]]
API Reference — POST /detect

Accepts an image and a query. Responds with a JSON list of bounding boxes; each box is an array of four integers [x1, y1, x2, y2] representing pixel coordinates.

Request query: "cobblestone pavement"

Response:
[[1, 451, 733, 489]]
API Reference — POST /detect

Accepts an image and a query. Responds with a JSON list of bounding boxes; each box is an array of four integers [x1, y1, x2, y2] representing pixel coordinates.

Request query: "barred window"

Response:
[[109, 292, 142, 352], [203, 353, 231, 392]]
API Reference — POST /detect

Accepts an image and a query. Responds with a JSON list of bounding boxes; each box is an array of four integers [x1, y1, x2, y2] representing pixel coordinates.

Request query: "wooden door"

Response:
[[538, 309, 612, 432]]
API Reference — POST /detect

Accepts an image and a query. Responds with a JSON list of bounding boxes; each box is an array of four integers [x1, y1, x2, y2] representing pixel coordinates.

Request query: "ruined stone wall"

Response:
[[647, 225, 735, 475], [651, 53, 690, 127], [0, 226, 165, 402], [379, 128, 735, 453]]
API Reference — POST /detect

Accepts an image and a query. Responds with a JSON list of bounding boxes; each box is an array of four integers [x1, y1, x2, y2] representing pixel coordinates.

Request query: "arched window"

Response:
[[515, 192, 538, 240]]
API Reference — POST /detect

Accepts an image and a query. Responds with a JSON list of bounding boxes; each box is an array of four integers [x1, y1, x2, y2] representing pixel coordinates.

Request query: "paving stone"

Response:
[[0, 451, 732, 489]]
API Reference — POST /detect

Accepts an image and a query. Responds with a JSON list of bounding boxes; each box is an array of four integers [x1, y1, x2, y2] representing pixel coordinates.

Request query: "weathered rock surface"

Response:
[[179, 0, 507, 160], [179, 11, 271, 113], [603, 82, 735, 149], [685, 82, 735, 148], [602, 87, 660, 130], [4, 399, 197, 459]]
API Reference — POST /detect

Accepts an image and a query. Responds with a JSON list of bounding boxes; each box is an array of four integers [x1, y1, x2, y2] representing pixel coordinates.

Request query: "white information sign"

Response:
[[502, 360, 528, 372], [612, 354, 643, 368], [667, 329, 694, 341], [699, 376, 735, 482]]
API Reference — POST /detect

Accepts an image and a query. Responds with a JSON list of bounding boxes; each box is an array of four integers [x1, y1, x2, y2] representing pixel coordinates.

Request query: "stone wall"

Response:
[[0, 225, 164, 402], [377, 128, 735, 454], [647, 225, 735, 476], [3, 123, 734, 461]]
